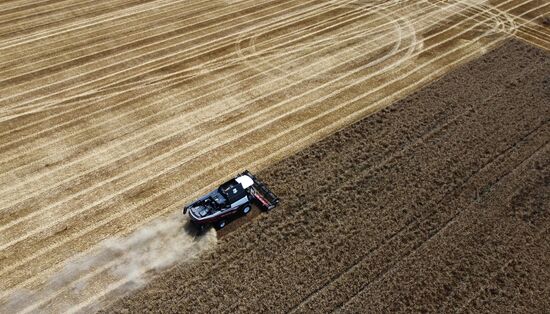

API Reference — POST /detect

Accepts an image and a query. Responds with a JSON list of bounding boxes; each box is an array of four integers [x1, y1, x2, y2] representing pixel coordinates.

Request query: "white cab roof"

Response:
[[235, 175, 254, 189]]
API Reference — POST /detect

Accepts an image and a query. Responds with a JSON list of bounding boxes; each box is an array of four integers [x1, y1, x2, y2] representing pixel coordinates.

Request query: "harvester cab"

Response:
[[183, 170, 279, 232]]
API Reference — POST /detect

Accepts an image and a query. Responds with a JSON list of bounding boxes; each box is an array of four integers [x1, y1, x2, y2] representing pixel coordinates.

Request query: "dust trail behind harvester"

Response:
[[2, 214, 217, 314]]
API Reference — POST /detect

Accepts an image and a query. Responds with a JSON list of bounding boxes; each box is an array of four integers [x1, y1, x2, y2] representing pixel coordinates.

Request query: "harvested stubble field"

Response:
[[107, 39, 550, 313], [0, 0, 549, 312]]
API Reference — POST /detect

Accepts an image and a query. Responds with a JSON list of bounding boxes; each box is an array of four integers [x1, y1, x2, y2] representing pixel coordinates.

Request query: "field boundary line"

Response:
[[514, 32, 550, 50]]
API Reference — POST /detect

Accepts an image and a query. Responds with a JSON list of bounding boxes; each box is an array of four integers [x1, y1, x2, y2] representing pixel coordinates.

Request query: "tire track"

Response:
[[0, 0, 218, 70], [518, 26, 550, 43], [0, 0, 146, 40], [0, 0, 195, 48], [0, 0, 274, 87], [0, 0, 68, 14], [0, 0, 97, 24], [0, 0, 315, 110], [0, 1, 89, 21], [0, 2, 395, 174], [0, 0, 382, 119], [0, 0, 421, 211], [235, 1, 411, 80], [0, 0, 327, 145], [457, 228, 550, 313], [0, 1, 420, 249], [516, 31, 550, 50], [366, 141, 549, 314]]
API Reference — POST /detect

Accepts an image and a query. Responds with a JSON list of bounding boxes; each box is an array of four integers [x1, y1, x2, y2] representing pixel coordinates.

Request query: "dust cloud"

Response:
[[2, 214, 217, 313]]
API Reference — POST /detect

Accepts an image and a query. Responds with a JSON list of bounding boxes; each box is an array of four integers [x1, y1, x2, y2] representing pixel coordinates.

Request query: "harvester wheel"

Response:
[[192, 223, 206, 235], [215, 220, 226, 229], [241, 205, 251, 215]]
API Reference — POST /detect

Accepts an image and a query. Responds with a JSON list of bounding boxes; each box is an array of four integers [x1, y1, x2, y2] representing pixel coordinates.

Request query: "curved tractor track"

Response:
[[0, 0, 548, 312]]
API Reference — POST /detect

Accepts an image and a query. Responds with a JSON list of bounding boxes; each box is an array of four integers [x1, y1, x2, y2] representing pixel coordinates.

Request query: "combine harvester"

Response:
[[183, 170, 279, 233]]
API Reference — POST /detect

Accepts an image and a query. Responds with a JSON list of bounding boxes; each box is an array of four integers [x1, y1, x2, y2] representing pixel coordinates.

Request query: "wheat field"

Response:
[[0, 0, 548, 312]]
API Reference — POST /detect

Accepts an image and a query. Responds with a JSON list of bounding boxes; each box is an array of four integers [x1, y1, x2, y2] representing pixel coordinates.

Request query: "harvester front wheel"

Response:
[[215, 220, 226, 229], [241, 205, 251, 215]]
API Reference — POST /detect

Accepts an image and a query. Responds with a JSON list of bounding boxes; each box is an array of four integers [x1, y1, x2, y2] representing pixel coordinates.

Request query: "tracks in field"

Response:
[[0, 0, 549, 312]]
